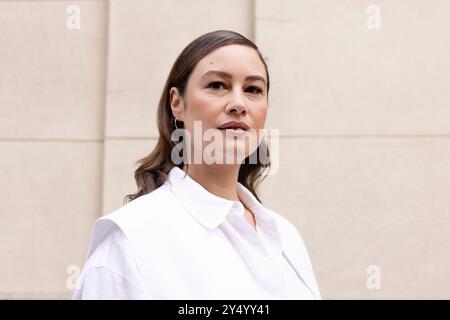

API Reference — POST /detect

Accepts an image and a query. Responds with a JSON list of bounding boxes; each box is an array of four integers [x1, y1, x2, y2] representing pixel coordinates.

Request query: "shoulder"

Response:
[[91, 185, 175, 240], [83, 223, 132, 271], [106, 184, 175, 223], [85, 184, 183, 259], [74, 223, 150, 299], [263, 207, 311, 253], [265, 208, 303, 238]]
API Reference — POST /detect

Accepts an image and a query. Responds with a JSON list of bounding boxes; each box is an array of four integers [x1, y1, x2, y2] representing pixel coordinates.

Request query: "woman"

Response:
[[73, 30, 321, 300]]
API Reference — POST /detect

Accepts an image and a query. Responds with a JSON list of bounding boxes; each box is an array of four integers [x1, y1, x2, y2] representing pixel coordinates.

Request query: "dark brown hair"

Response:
[[123, 30, 271, 204]]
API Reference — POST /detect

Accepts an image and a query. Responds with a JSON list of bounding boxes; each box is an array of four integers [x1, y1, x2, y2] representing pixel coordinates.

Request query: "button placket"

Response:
[[226, 202, 285, 290]]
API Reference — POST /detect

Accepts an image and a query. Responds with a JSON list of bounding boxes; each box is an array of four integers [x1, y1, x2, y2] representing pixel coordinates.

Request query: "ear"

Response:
[[169, 87, 185, 121]]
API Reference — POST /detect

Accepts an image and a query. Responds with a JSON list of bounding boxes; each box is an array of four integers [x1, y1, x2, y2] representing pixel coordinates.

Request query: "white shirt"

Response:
[[72, 166, 321, 300]]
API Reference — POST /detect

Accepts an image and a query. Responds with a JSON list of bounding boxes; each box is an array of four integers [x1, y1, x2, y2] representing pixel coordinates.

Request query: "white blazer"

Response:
[[73, 166, 322, 300]]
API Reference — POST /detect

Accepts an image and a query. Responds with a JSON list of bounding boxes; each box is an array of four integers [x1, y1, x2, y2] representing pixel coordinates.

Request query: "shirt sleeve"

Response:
[[72, 223, 150, 300], [72, 266, 147, 300]]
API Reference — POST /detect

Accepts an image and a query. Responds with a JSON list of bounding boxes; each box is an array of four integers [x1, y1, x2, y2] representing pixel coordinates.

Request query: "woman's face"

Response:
[[170, 44, 269, 165]]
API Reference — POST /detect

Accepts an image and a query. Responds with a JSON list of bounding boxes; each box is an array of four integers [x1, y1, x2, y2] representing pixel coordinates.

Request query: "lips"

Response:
[[217, 121, 250, 131]]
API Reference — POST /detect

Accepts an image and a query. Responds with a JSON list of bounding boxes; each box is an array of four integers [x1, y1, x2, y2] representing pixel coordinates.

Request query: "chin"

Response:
[[219, 146, 251, 164]]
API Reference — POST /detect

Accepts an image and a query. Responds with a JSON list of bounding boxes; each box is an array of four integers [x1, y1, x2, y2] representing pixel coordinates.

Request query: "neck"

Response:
[[182, 163, 241, 201]]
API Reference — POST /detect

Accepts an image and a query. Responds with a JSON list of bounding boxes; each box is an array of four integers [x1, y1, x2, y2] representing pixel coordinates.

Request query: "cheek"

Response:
[[184, 93, 220, 128], [252, 103, 268, 128]]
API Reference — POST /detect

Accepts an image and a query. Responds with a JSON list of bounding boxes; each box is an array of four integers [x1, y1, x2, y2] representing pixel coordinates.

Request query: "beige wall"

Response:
[[0, 0, 449, 299]]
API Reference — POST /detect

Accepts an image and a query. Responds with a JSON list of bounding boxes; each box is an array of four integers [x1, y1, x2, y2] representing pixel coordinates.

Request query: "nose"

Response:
[[225, 88, 247, 115]]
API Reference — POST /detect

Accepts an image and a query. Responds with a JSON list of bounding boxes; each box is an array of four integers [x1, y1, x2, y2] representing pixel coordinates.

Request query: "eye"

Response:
[[207, 81, 226, 90], [246, 86, 263, 95]]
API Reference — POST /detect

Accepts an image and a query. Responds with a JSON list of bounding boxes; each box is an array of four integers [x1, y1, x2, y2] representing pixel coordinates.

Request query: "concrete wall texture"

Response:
[[0, 0, 449, 299]]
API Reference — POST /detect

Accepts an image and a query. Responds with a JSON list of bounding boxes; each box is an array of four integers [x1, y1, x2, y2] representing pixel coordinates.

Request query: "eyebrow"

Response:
[[201, 70, 267, 87]]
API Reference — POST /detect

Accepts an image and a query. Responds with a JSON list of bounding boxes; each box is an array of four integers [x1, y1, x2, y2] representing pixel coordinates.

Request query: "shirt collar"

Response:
[[164, 166, 275, 231]]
